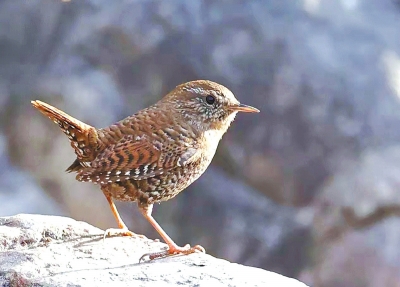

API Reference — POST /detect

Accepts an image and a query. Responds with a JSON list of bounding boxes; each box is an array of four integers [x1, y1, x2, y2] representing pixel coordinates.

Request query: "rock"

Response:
[[0, 214, 308, 287]]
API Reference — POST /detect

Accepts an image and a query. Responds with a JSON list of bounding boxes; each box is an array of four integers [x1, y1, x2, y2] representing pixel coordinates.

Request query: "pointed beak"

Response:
[[230, 103, 260, 113]]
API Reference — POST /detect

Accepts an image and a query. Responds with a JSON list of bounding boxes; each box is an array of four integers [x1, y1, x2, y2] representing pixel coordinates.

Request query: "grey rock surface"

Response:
[[0, 214, 308, 287]]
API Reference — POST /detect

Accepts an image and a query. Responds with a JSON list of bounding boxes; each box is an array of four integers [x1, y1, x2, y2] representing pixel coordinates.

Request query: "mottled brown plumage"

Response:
[[31, 80, 259, 260]]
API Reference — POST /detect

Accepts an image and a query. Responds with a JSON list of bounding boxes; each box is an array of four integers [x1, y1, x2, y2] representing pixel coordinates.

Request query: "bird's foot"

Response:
[[139, 244, 205, 262], [103, 228, 144, 242]]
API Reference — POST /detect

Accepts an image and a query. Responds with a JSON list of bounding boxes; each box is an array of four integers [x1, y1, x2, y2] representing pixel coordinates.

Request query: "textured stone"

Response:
[[0, 214, 308, 287]]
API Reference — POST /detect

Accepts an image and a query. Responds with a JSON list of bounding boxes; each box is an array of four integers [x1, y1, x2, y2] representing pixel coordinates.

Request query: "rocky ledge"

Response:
[[0, 214, 308, 287]]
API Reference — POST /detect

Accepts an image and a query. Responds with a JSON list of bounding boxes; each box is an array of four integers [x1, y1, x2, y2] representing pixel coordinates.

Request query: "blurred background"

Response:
[[1, 0, 400, 286]]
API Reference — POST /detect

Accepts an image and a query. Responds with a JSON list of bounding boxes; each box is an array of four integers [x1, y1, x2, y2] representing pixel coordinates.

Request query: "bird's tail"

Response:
[[31, 100, 99, 169]]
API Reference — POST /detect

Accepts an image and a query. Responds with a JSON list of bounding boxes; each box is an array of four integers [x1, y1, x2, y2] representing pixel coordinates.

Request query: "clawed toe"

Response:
[[139, 244, 206, 262], [103, 228, 143, 242], [191, 244, 205, 253], [168, 244, 205, 255]]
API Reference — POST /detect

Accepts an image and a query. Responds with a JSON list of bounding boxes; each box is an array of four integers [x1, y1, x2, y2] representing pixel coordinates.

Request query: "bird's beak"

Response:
[[230, 104, 260, 113]]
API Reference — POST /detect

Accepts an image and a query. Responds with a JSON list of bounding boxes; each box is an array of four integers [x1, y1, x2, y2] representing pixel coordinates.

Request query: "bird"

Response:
[[31, 80, 259, 260]]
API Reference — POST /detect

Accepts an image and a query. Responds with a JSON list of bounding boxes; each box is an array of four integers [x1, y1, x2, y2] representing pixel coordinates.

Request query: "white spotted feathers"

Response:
[[75, 134, 197, 184]]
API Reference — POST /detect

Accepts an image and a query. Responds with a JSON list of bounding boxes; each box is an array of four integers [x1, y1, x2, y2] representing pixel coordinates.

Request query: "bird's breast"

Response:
[[202, 129, 224, 156]]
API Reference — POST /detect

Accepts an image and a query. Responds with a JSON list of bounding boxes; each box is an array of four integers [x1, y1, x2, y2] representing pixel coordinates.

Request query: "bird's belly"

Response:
[[144, 158, 211, 202], [107, 156, 212, 204]]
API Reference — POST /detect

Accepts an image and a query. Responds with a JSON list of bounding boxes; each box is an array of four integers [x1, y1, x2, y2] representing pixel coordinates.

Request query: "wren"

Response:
[[32, 80, 259, 260]]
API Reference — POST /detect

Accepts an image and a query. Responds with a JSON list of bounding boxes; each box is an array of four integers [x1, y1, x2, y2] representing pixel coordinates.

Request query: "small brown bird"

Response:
[[32, 80, 259, 259]]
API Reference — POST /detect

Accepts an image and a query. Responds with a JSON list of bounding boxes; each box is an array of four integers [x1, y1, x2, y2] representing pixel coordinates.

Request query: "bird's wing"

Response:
[[76, 134, 199, 183]]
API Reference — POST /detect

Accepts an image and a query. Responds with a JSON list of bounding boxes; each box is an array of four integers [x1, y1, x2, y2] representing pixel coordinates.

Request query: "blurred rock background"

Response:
[[1, 0, 400, 286]]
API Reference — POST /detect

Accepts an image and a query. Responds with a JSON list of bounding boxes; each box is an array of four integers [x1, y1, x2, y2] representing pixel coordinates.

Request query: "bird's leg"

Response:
[[138, 203, 205, 261], [102, 191, 136, 238]]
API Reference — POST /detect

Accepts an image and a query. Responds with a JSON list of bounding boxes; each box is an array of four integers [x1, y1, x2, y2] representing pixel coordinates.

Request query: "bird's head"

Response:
[[163, 80, 259, 133]]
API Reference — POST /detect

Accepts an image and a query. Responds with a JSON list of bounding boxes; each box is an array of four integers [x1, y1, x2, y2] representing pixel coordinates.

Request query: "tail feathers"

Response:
[[66, 159, 84, 173], [31, 100, 99, 162]]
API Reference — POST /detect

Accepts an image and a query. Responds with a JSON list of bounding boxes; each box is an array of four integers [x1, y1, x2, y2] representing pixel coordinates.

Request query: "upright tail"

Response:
[[31, 100, 99, 169]]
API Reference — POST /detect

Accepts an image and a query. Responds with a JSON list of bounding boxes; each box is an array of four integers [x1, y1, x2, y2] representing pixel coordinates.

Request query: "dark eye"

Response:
[[205, 95, 215, 105]]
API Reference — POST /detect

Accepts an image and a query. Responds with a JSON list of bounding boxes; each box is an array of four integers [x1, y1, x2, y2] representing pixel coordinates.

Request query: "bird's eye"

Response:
[[205, 95, 215, 105]]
